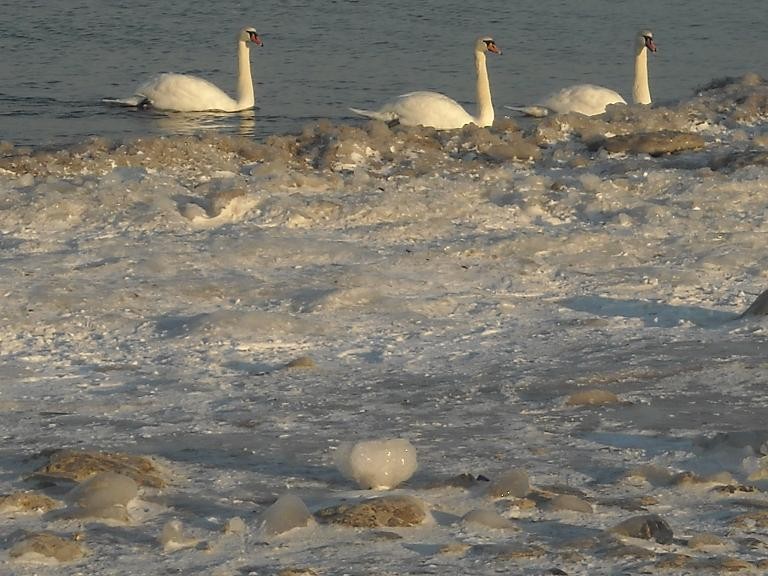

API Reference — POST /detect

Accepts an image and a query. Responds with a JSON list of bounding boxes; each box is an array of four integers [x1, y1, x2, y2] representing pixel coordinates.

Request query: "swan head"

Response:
[[637, 30, 656, 54], [476, 37, 502, 55], [238, 27, 263, 46]]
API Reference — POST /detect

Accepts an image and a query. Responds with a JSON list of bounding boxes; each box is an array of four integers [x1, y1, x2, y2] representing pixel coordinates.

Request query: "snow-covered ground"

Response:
[[1, 75, 768, 575]]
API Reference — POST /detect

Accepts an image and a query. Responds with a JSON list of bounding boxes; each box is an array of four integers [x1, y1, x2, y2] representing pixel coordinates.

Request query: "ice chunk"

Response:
[[159, 520, 199, 551], [66, 472, 138, 510], [335, 438, 418, 490], [222, 516, 247, 534], [63, 472, 137, 521], [462, 508, 518, 530], [487, 469, 530, 498], [258, 493, 314, 537]]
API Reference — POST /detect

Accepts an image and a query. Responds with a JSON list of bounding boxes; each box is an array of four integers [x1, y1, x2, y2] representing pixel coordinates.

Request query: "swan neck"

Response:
[[474, 50, 494, 127], [633, 47, 651, 105], [236, 40, 255, 109]]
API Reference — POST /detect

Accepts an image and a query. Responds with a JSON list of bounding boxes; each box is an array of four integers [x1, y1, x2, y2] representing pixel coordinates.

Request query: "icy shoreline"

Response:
[[1, 75, 768, 574]]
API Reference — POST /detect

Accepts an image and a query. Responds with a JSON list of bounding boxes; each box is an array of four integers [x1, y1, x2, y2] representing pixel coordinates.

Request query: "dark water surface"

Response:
[[1, 0, 766, 146]]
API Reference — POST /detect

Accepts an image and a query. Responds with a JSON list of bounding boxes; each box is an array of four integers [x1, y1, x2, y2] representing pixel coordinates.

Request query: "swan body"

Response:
[[351, 37, 501, 130], [508, 30, 656, 117], [106, 27, 262, 112]]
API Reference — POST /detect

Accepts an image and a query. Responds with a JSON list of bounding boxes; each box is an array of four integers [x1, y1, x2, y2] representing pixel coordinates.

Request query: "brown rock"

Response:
[[688, 533, 727, 549], [566, 389, 620, 406], [315, 495, 427, 528], [285, 355, 316, 369], [495, 544, 547, 560], [9, 532, 86, 563], [704, 557, 753, 572], [655, 553, 692, 569], [595, 130, 705, 156], [439, 542, 472, 556], [0, 492, 61, 513], [32, 449, 166, 488], [731, 511, 768, 529], [609, 514, 673, 544], [598, 495, 659, 511]]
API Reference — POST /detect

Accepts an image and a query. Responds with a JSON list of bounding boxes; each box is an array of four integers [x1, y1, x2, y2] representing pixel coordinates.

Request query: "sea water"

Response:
[[0, 0, 766, 146]]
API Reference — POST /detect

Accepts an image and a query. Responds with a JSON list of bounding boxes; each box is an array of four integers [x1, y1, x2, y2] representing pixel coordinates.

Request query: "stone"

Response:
[[32, 449, 166, 488], [285, 355, 316, 369], [731, 511, 768, 529], [315, 495, 427, 528], [566, 389, 620, 406], [654, 553, 692, 569], [546, 494, 593, 513], [688, 533, 727, 549], [495, 544, 548, 560], [439, 542, 472, 556], [0, 492, 61, 514], [9, 532, 86, 563], [609, 514, 673, 544], [594, 131, 705, 156]]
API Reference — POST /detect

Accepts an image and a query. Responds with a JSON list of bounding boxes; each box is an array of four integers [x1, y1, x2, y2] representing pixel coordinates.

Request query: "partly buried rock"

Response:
[[315, 495, 427, 528], [0, 491, 61, 514], [284, 355, 317, 369], [592, 130, 705, 156], [566, 389, 621, 406], [32, 449, 166, 488], [9, 532, 86, 564], [609, 514, 674, 544]]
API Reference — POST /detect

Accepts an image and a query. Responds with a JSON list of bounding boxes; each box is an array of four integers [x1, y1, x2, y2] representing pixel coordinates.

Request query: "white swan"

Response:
[[350, 37, 501, 130], [508, 30, 656, 117], [106, 27, 262, 112]]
